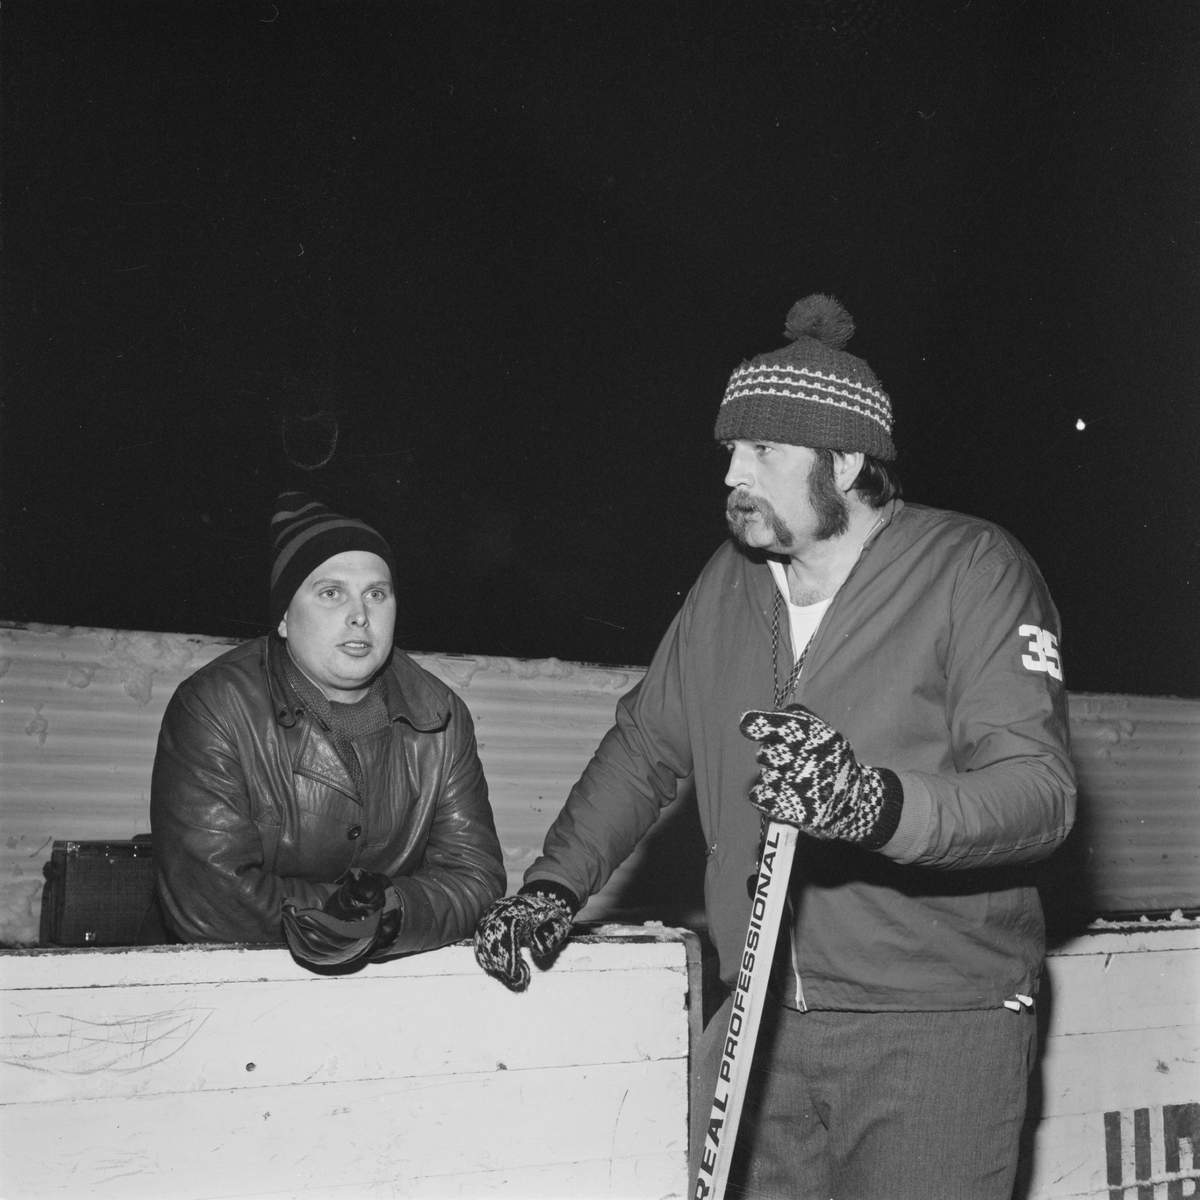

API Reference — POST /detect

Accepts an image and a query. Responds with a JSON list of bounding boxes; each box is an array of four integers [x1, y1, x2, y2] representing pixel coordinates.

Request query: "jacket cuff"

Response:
[[520, 877, 583, 915], [877, 771, 933, 862]]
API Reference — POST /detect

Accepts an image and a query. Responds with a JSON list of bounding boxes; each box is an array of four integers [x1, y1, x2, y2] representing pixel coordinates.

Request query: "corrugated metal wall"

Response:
[[1, 622, 1197, 945], [0, 623, 700, 944], [1066, 693, 1200, 914]]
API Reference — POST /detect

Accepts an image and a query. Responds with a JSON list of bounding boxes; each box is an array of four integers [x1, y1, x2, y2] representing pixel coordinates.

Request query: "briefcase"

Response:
[[39, 839, 157, 946]]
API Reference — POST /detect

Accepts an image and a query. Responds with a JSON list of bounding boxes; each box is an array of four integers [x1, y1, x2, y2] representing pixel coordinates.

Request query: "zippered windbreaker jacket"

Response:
[[527, 500, 1076, 1010], [152, 634, 506, 953]]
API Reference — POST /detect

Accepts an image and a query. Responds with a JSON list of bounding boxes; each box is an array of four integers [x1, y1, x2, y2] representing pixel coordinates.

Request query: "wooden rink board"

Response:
[[1022, 926, 1200, 1200], [0, 930, 694, 1199], [2, 925, 1197, 1200]]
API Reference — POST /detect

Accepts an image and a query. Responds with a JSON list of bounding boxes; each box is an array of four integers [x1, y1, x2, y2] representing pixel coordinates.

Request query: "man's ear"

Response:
[[833, 451, 865, 494], [277, 615, 288, 639]]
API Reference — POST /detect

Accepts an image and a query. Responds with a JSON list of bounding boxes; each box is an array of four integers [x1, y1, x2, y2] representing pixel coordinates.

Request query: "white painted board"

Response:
[[0, 929, 694, 1200], [1022, 925, 1200, 1199]]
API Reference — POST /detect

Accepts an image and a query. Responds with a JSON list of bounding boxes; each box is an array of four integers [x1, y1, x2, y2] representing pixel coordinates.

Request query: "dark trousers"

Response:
[[690, 996, 1038, 1200]]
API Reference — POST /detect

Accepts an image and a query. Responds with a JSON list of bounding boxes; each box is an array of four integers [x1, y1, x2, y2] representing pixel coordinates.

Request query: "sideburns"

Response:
[[808, 451, 851, 541]]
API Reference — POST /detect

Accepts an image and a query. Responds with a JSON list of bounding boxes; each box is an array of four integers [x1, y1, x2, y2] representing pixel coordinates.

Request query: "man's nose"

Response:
[[347, 599, 369, 626], [724, 444, 754, 488]]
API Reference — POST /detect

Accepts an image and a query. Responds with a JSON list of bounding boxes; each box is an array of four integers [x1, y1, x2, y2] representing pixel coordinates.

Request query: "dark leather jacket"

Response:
[[151, 634, 506, 952]]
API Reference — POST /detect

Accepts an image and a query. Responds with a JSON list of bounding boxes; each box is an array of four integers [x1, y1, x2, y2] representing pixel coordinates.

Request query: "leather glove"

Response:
[[473, 879, 581, 991], [282, 868, 402, 970], [739, 705, 904, 850]]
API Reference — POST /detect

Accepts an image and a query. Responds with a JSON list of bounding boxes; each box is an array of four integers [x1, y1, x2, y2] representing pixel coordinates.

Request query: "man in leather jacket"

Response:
[[151, 492, 505, 968]]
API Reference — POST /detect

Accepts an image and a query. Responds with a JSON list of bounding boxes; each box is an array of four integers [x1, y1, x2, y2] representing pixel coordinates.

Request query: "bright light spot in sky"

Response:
[[1075, 418, 1087, 431]]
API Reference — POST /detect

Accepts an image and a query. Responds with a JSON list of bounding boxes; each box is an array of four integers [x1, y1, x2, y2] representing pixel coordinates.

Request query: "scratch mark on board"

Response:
[[1, 1005, 214, 1075], [610, 1087, 629, 1189]]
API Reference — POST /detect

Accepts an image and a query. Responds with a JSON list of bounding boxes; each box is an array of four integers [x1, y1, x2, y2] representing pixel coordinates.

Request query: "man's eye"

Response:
[[320, 588, 341, 600], [367, 589, 388, 602], [754, 444, 771, 456]]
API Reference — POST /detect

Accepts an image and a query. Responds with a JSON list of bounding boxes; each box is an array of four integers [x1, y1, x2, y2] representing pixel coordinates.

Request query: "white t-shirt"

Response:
[[768, 558, 832, 675]]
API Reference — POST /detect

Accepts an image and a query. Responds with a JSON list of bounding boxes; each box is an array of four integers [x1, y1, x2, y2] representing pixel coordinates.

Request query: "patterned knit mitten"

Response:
[[473, 879, 581, 991], [739, 705, 904, 850]]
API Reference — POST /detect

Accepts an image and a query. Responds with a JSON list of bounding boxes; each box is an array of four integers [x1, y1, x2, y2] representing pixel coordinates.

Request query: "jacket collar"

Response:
[[746, 497, 904, 604], [265, 634, 449, 732], [864, 497, 902, 548]]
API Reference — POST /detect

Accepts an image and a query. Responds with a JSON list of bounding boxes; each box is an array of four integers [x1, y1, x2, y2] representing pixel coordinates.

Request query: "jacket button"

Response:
[[347, 825, 362, 841]]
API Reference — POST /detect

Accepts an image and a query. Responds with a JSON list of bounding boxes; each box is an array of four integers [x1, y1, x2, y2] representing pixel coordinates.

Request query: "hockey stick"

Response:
[[693, 819, 798, 1200]]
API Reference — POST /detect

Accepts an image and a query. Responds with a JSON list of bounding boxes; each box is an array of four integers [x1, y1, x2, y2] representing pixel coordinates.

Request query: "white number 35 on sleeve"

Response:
[[1019, 625, 1062, 681]]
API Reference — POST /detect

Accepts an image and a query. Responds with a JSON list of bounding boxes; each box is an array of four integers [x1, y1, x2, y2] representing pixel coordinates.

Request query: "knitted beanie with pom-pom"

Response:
[[714, 294, 895, 460]]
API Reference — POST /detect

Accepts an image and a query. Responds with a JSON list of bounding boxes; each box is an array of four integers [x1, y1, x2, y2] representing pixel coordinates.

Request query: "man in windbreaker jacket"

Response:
[[152, 493, 505, 970], [474, 295, 1076, 1200]]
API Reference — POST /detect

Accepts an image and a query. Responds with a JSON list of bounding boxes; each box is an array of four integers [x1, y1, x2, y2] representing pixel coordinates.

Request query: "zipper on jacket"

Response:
[[772, 503, 897, 1010], [784, 890, 807, 1011]]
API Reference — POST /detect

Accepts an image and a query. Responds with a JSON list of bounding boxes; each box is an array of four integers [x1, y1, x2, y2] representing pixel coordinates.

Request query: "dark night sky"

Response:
[[2, 0, 1198, 697]]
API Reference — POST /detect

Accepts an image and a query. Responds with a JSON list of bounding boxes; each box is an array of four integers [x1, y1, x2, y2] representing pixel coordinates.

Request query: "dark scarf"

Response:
[[281, 649, 390, 802]]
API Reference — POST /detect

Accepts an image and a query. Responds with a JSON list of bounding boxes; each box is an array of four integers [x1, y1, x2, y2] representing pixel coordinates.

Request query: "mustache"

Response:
[[727, 491, 768, 516], [725, 489, 793, 549]]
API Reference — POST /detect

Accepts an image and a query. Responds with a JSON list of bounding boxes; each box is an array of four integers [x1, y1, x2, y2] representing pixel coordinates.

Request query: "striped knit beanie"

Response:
[[269, 492, 397, 626], [714, 295, 896, 461]]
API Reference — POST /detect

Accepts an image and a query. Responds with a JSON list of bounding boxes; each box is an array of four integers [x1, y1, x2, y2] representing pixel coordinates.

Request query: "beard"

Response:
[[725, 450, 850, 548]]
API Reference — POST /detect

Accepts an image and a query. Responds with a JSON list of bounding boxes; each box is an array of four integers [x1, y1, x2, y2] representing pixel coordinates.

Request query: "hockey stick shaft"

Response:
[[693, 820, 798, 1200]]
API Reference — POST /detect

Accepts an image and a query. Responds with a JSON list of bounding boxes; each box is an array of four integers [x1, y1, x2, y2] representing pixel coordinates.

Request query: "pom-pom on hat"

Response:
[[269, 492, 397, 627], [714, 294, 896, 460]]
